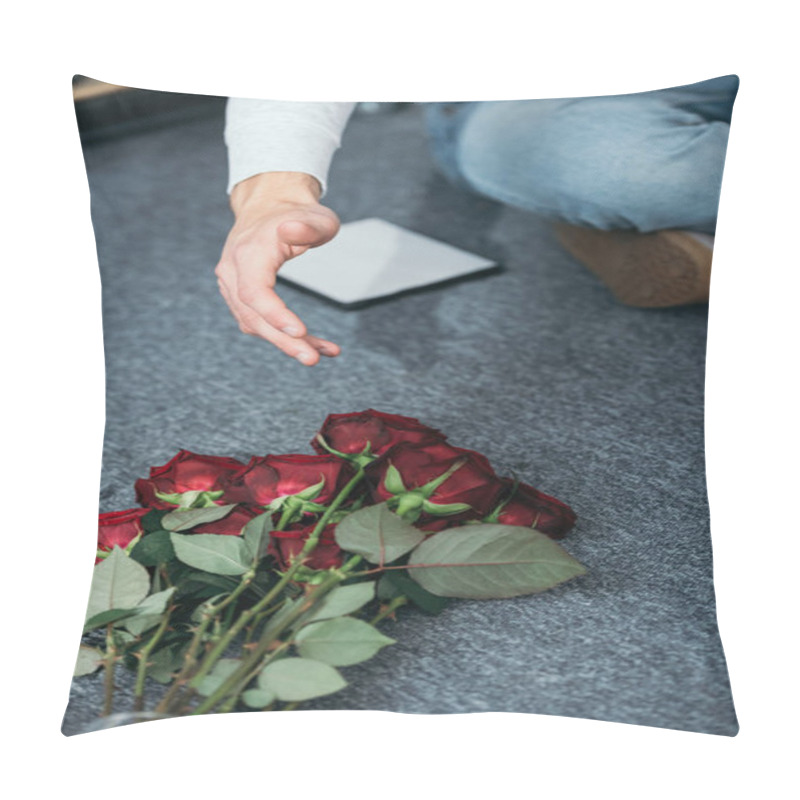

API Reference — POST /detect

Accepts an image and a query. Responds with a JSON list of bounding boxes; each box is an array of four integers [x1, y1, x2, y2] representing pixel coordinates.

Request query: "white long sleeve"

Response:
[[224, 99, 356, 196]]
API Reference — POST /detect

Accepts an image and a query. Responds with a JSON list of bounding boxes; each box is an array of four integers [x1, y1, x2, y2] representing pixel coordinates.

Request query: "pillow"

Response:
[[63, 75, 739, 736]]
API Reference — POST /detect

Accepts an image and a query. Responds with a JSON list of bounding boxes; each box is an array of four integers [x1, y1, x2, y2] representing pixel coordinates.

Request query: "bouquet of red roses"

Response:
[[76, 410, 585, 721]]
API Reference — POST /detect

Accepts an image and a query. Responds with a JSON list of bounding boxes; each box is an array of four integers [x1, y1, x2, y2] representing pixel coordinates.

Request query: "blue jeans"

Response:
[[425, 75, 739, 235]]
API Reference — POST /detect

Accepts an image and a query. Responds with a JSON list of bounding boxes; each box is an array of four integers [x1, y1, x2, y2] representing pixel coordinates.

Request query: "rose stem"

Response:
[[133, 605, 173, 712], [102, 622, 116, 717], [369, 595, 408, 626], [190, 554, 363, 715], [181, 467, 365, 705], [154, 568, 255, 714]]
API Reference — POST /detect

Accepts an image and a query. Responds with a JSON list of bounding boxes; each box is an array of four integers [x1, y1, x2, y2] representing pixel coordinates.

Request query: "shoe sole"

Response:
[[554, 224, 713, 308]]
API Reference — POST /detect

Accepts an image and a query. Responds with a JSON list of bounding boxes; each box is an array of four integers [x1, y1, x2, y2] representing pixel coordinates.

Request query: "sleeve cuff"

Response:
[[225, 100, 356, 197]]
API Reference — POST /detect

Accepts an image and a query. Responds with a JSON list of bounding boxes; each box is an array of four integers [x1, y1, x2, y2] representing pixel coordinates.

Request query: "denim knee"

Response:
[[453, 96, 731, 233], [425, 102, 482, 190]]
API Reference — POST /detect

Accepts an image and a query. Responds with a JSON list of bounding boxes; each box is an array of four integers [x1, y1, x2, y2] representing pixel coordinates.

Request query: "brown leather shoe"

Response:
[[554, 223, 714, 308]]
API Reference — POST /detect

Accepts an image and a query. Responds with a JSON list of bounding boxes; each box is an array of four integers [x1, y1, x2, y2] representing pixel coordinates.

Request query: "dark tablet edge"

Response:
[[276, 263, 504, 310]]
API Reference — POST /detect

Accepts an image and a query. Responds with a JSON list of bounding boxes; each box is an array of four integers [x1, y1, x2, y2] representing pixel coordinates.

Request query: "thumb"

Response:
[[278, 216, 339, 249]]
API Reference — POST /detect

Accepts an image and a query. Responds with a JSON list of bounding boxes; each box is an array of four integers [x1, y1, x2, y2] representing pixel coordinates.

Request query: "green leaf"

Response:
[[113, 629, 136, 647], [173, 571, 242, 603], [378, 570, 450, 615], [294, 617, 395, 666], [137, 587, 176, 614], [170, 532, 251, 575], [193, 658, 242, 696], [242, 511, 273, 562], [258, 658, 347, 702], [74, 645, 104, 677], [161, 504, 237, 532], [85, 547, 151, 621], [129, 529, 176, 566], [83, 607, 140, 633], [377, 573, 402, 601], [258, 597, 305, 641], [241, 688, 276, 709], [124, 613, 163, 637], [124, 588, 176, 636], [406, 524, 587, 599], [141, 509, 169, 533], [147, 643, 187, 684], [303, 582, 376, 623], [335, 502, 425, 564]]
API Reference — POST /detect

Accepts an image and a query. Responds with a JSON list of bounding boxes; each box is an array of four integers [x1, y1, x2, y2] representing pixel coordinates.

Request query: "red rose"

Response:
[[96, 508, 149, 563], [192, 505, 260, 536], [135, 450, 246, 509], [312, 409, 447, 458], [224, 454, 354, 507], [367, 441, 503, 519], [493, 479, 577, 539], [268, 523, 343, 571]]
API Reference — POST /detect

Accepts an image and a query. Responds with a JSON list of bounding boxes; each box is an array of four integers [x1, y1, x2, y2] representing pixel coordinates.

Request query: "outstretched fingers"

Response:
[[215, 205, 342, 365], [216, 267, 336, 366]]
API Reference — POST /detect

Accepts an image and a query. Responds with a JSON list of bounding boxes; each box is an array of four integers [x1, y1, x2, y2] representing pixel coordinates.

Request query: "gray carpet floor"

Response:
[[62, 102, 737, 736]]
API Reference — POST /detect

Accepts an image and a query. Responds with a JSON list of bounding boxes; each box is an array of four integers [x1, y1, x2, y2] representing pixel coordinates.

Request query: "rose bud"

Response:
[[135, 450, 246, 509], [367, 441, 503, 522], [96, 508, 149, 563], [224, 454, 355, 510], [192, 505, 260, 536], [268, 523, 344, 572], [312, 409, 447, 464], [490, 479, 577, 539]]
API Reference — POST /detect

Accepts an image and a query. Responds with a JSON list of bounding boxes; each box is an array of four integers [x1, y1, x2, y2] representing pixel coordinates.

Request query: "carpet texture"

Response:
[[62, 101, 737, 736]]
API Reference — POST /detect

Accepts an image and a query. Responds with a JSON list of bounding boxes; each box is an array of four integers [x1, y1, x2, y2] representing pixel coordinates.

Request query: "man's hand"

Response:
[[215, 172, 341, 365]]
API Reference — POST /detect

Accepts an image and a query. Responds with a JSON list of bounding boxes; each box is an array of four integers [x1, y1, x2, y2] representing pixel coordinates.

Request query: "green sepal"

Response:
[[383, 464, 407, 495], [393, 493, 425, 520], [483, 477, 521, 523], [421, 499, 472, 516], [154, 489, 225, 509], [315, 434, 376, 467], [296, 477, 326, 501], [96, 529, 142, 563], [418, 458, 466, 497]]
